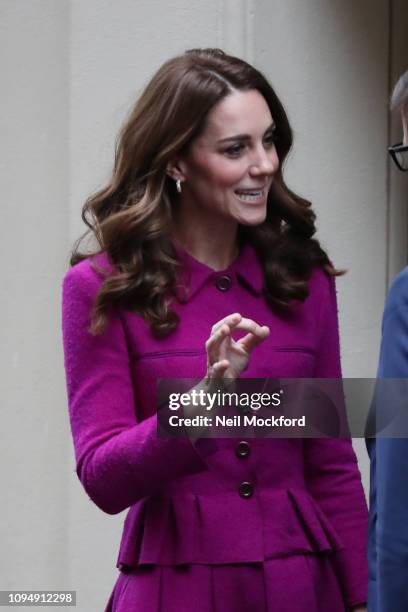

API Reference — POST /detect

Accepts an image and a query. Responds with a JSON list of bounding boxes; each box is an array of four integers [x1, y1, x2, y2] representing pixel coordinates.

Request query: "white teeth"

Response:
[[236, 190, 262, 194], [235, 189, 264, 201]]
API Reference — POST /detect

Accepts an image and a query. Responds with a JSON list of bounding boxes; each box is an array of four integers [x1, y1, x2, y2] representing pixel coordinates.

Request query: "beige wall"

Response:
[[1, 1, 408, 610], [0, 0, 70, 590]]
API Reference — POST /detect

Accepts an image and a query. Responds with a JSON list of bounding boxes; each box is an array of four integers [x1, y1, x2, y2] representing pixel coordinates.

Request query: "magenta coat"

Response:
[[62, 241, 368, 611]]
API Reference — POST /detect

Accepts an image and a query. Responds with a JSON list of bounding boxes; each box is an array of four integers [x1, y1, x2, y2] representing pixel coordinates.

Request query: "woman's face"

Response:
[[176, 89, 279, 226]]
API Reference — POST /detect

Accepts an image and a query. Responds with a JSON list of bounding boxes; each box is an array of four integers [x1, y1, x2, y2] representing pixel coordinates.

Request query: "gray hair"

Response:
[[391, 69, 408, 112]]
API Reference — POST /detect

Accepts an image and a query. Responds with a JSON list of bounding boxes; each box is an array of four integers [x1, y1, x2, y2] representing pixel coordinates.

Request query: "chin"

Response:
[[236, 210, 267, 226]]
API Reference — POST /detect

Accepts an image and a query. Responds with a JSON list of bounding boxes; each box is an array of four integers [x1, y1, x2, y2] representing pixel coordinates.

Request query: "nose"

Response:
[[249, 144, 279, 177]]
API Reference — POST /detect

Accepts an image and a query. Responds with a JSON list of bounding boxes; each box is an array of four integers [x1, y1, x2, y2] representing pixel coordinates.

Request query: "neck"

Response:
[[171, 211, 239, 271]]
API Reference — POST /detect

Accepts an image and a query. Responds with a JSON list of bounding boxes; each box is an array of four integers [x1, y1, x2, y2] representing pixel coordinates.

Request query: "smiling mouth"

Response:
[[234, 187, 267, 203]]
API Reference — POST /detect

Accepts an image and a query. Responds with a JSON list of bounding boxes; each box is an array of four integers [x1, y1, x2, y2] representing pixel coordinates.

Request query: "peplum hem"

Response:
[[116, 488, 343, 569]]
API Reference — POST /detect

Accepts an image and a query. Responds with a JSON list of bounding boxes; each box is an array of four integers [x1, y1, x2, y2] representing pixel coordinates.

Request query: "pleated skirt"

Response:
[[104, 554, 346, 612]]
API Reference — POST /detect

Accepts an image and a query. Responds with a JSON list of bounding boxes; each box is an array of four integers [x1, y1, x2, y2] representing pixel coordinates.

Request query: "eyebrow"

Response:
[[217, 122, 276, 144]]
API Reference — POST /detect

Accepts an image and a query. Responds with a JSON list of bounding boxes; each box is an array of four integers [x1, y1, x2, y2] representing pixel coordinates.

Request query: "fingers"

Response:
[[207, 359, 230, 379], [211, 312, 242, 335], [212, 314, 267, 338], [207, 314, 269, 367], [238, 325, 270, 353], [205, 324, 231, 364], [207, 314, 245, 362], [234, 317, 268, 336]]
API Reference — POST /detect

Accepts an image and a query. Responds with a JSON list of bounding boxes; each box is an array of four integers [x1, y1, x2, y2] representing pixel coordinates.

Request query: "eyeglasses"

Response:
[[388, 142, 408, 171]]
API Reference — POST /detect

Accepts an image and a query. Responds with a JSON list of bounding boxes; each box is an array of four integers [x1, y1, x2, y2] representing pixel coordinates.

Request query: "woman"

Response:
[[62, 48, 368, 611]]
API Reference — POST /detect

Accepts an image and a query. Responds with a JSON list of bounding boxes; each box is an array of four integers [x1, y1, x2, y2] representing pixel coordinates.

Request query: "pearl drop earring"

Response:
[[176, 178, 182, 194]]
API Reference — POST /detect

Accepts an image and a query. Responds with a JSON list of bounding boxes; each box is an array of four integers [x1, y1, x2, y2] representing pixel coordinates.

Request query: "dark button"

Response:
[[238, 481, 254, 499], [215, 275, 232, 291], [235, 440, 251, 458]]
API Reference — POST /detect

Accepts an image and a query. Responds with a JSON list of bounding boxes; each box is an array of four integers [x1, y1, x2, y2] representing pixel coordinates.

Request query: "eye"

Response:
[[224, 143, 245, 157], [263, 131, 277, 147], [223, 130, 277, 157]]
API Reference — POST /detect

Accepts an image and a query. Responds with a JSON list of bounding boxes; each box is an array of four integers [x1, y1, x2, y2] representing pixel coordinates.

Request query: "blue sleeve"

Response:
[[368, 268, 408, 612]]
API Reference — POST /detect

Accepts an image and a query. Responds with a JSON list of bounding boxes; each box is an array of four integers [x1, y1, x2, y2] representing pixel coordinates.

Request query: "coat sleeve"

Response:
[[369, 268, 408, 612], [303, 272, 368, 609], [62, 260, 215, 515]]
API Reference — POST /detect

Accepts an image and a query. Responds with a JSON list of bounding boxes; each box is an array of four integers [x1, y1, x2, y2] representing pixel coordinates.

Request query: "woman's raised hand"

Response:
[[205, 312, 270, 381]]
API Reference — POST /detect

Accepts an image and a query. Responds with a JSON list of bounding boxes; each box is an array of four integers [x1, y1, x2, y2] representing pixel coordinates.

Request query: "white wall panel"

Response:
[[255, 0, 389, 379], [0, 0, 70, 591]]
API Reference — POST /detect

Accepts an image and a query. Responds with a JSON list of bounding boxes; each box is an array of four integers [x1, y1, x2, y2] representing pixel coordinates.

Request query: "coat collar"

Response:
[[91, 241, 264, 302], [172, 239, 264, 302]]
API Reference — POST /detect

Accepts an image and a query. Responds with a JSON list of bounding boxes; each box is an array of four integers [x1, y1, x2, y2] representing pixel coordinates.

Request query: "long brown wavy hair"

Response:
[[70, 48, 341, 337]]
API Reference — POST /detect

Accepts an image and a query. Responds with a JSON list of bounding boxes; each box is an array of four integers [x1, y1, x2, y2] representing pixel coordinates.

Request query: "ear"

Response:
[[402, 109, 408, 146], [166, 157, 188, 181]]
